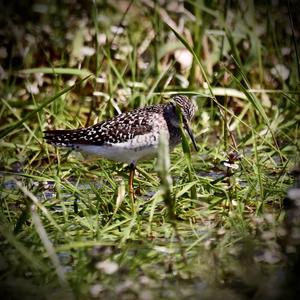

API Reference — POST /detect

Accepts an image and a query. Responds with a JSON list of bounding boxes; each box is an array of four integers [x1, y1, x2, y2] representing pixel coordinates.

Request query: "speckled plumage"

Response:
[[44, 95, 197, 165]]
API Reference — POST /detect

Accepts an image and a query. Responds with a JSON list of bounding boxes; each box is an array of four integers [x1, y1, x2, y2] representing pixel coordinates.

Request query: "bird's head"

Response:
[[171, 95, 198, 152], [172, 95, 195, 122]]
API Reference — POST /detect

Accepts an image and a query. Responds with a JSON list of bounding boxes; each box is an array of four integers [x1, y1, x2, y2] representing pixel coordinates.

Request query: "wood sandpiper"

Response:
[[44, 95, 198, 195]]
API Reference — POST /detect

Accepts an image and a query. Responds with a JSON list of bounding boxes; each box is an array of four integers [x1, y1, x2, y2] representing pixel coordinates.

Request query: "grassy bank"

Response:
[[0, 1, 299, 299]]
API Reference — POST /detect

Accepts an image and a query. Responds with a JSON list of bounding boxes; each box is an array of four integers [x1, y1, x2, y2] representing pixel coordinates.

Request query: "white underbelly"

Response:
[[74, 143, 159, 164]]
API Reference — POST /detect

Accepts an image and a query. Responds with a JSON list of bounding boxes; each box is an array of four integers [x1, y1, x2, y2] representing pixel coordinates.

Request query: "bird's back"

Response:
[[44, 103, 165, 148]]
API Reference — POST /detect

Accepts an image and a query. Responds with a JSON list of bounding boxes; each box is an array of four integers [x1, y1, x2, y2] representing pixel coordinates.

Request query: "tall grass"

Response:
[[0, 1, 299, 299]]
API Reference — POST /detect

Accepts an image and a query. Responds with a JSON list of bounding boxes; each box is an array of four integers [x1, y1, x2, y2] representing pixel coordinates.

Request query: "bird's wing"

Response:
[[44, 108, 157, 147]]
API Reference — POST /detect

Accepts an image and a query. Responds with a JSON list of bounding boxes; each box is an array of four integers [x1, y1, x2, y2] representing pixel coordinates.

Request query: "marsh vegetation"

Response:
[[0, 1, 299, 299]]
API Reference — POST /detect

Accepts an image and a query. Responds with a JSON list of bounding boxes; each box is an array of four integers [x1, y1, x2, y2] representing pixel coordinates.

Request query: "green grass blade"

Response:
[[19, 67, 93, 78], [0, 218, 47, 271]]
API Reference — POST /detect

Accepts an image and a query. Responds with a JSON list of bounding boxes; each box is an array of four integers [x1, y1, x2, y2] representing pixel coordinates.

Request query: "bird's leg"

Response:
[[128, 162, 136, 200]]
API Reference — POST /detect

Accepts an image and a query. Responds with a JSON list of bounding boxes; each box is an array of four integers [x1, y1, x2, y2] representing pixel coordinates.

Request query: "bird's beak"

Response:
[[184, 121, 198, 152]]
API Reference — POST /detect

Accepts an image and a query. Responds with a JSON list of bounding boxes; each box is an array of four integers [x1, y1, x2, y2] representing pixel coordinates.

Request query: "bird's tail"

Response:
[[44, 129, 86, 147]]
